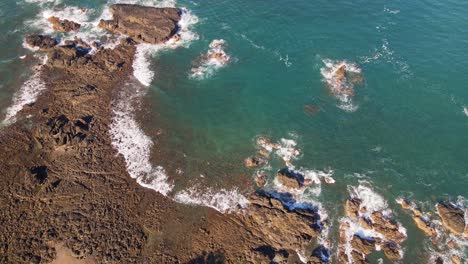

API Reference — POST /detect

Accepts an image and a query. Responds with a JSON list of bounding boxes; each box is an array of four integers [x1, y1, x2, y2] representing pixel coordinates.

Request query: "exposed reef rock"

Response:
[[47, 16, 81, 33], [276, 168, 304, 189], [437, 202, 466, 235], [98, 4, 181, 44], [25, 35, 58, 50]]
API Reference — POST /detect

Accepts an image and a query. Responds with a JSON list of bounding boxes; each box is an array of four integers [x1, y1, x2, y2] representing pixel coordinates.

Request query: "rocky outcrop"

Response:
[[25, 35, 57, 50], [437, 202, 466, 235], [413, 215, 437, 237], [345, 198, 362, 218], [276, 168, 304, 189], [382, 242, 401, 260], [244, 156, 267, 168], [98, 4, 181, 44], [47, 16, 81, 33], [351, 235, 375, 255]]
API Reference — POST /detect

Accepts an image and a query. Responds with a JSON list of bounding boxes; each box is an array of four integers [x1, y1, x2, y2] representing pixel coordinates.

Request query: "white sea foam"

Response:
[[256, 136, 301, 168], [110, 83, 173, 195], [133, 8, 199, 86], [174, 187, 249, 213], [190, 39, 230, 80], [463, 107, 468, 116], [2, 67, 45, 125], [320, 59, 361, 112], [348, 182, 388, 216]]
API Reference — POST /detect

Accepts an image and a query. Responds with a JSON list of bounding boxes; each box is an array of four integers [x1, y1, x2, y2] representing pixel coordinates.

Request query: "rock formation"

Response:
[[276, 168, 305, 189], [437, 202, 466, 235], [25, 35, 57, 50], [47, 16, 81, 33], [98, 4, 181, 44]]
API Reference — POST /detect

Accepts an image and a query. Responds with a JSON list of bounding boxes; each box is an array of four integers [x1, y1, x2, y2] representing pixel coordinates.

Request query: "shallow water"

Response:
[[1, 0, 467, 262]]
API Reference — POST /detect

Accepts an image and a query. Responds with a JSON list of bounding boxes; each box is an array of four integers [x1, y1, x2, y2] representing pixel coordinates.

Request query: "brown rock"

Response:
[[447, 240, 458, 248], [254, 173, 267, 187], [48, 16, 81, 33], [335, 65, 347, 80], [413, 215, 437, 237], [359, 217, 373, 230], [451, 255, 461, 264], [399, 199, 412, 210], [370, 211, 407, 243], [382, 242, 401, 260], [437, 202, 466, 235], [98, 4, 181, 44], [257, 149, 270, 158], [276, 168, 304, 189], [413, 208, 423, 217], [345, 198, 362, 218], [244, 156, 267, 168], [351, 235, 375, 255], [25, 35, 57, 50], [351, 250, 368, 264]]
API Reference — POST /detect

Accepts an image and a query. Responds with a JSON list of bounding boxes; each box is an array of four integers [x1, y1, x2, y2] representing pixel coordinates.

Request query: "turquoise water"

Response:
[[1, 0, 467, 262]]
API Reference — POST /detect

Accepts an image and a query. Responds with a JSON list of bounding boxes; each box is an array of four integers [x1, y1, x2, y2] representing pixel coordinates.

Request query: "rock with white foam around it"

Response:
[[99, 4, 181, 44], [47, 16, 81, 33], [276, 168, 304, 190], [25, 35, 57, 51], [436, 202, 466, 235]]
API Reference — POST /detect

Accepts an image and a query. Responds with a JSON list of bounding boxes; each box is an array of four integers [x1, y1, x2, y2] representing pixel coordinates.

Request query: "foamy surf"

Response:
[[2, 66, 45, 125], [133, 8, 199, 86], [174, 187, 249, 213], [190, 39, 231, 80], [320, 59, 362, 112], [110, 83, 173, 195]]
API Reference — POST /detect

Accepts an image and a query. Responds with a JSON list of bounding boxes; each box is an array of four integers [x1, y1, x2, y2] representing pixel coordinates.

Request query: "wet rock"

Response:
[[413, 215, 437, 237], [434, 256, 444, 264], [335, 65, 347, 80], [350, 235, 375, 255], [447, 240, 458, 248], [451, 255, 461, 264], [351, 250, 368, 264], [370, 211, 406, 243], [276, 168, 304, 189], [304, 105, 320, 116], [436, 202, 466, 235], [98, 4, 181, 44], [254, 173, 267, 187], [309, 245, 331, 264], [399, 199, 412, 210], [382, 242, 401, 260], [244, 156, 267, 168], [359, 217, 373, 230], [257, 149, 270, 158], [345, 198, 362, 218], [25, 35, 57, 50], [47, 16, 81, 33]]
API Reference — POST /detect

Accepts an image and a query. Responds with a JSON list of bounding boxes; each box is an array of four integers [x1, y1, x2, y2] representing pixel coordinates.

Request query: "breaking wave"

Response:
[[174, 187, 249, 213]]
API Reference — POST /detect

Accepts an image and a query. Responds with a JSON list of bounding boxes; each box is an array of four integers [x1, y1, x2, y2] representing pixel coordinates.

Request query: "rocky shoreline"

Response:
[[0, 3, 467, 264]]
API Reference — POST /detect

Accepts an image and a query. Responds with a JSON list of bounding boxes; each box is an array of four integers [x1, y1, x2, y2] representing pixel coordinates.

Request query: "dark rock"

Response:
[[244, 156, 267, 168], [98, 4, 181, 44], [277, 168, 304, 189], [25, 35, 57, 50], [309, 245, 331, 263], [47, 16, 81, 33], [382, 241, 401, 260]]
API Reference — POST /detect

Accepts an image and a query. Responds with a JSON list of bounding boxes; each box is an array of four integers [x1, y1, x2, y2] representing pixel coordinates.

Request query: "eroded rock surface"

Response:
[[98, 4, 181, 44], [25, 35, 58, 50], [437, 202, 466, 235], [48, 16, 81, 33]]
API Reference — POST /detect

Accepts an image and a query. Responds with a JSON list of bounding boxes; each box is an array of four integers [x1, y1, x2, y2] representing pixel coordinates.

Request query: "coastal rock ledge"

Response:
[[98, 4, 181, 44]]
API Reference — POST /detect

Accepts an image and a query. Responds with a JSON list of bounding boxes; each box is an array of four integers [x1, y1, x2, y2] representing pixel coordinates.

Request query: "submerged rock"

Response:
[[436, 202, 466, 235], [47, 16, 81, 33], [276, 168, 304, 189], [99, 4, 181, 44], [25, 35, 57, 50], [244, 156, 267, 168]]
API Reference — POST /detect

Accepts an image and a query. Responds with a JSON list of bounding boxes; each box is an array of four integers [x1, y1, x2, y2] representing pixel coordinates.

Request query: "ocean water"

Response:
[[1, 0, 467, 262]]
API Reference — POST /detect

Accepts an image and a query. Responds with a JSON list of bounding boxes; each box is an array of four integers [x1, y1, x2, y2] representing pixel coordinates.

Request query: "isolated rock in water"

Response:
[[335, 65, 347, 80], [345, 198, 362, 218], [399, 198, 412, 210], [351, 235, 375, 255], [276, 168, 304, 189], [304, 105, 320, 115], [436, 202, 466, 235], [48, 16, 81, 32], [413, 215, 437, 237], [382, 242, 401, 260], [98, 4, 181, 44], [244, 156, 267, 168], [25, 35, 57, 50]]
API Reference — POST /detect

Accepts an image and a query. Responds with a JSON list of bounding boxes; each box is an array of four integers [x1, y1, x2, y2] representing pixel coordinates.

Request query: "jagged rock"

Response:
[[25, 35, 57, 50], [437, 202, 466, 235], [413, 215, 437, 237], [244, 156, 267, 168], [345, 198, 362, 218], [309, 245, 331, 264], [370, 211, 406, 243], [447, 240, 458, 248], [335, 65, 347, 80], [47, 16, 81, 32], [359, 217, 373, 229], [351, 250, 368, 264], [351, 235, 375, 255], [47, 43, 89, 68], [254, 173, 267, 187], [276, 168, 304, 189], [399, 199, 412, 210], [98, 4, 181, 44], [382, 242, 401, 260], [47, 115, 93, 146]]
